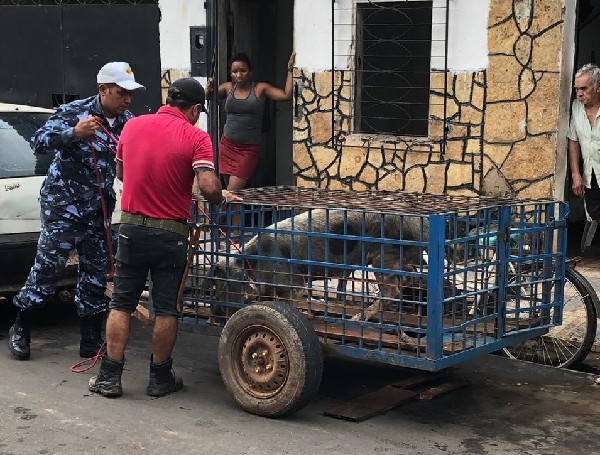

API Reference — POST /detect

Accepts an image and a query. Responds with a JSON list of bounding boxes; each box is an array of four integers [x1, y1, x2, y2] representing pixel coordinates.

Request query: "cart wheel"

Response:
[[218, 301, 323, 417]]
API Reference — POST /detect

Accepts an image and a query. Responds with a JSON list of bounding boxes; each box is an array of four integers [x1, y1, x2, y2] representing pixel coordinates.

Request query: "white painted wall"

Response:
[[158, 0, 489, 73], [158, 0, 208, 128], [447, 0, 489, 72], [295, 0, 489, 73], [158, 0, 206, 72]]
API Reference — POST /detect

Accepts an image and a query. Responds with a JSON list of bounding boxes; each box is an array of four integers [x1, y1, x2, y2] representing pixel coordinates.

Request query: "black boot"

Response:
[[8, 310, 31, 361], [147, 356, 183, 397], [79, 312, 106, 358], [88, 355, 124, 398]]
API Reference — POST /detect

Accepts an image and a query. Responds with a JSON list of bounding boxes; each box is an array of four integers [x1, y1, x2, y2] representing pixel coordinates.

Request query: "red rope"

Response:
[[89, 137, 115, 275], [196, 204, 257, 282], [69, 119, 116, 374], [93, 117, 120, 147], [88, 116, 119, 275], [69, 342, 105, 373]]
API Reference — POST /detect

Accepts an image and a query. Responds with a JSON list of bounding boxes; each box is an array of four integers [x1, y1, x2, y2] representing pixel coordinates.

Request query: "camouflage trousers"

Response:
[[13, 211, 111, 317]]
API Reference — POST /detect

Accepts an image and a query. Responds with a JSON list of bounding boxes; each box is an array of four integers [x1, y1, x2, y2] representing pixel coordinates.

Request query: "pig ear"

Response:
[[204, 264, 217, 279], [209, 263, 227, 279], [200, 265, 218, 294], [202, 264, 227, 285]]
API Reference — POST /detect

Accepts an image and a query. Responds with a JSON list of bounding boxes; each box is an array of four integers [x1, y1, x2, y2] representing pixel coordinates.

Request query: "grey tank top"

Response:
[[223, 82, 265, 145]]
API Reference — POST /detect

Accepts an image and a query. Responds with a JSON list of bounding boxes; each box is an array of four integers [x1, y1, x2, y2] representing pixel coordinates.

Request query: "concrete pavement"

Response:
[[0, 303, 599, 455]]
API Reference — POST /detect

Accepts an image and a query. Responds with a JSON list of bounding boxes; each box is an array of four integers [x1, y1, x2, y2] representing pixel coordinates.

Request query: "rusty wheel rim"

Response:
[[232, 325, 289, 399]]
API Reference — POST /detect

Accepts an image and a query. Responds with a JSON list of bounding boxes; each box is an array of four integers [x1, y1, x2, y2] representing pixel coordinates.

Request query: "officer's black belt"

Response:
[[120, 212, 189, 237]]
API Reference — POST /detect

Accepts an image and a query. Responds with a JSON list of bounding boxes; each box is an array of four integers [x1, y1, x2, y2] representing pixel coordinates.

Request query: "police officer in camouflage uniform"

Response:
[[8, 62, 145, 361]]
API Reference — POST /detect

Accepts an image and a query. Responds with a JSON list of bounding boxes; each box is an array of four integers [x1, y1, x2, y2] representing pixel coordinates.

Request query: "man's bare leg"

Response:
[[106, 309, 130, 361], [151, 315, 178, 364]]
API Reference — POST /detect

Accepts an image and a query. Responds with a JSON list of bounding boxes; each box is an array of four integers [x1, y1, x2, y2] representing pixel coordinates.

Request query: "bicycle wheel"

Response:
[[502, 267, 598, 368]]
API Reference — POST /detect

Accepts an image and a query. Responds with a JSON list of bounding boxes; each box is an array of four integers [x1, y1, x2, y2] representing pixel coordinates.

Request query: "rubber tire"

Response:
[[503, 267, 598, 368], [218, 301, 324, 417]]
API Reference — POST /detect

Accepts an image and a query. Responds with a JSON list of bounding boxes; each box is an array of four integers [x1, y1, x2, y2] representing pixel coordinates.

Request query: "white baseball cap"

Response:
[[96, 61, 146, 91]]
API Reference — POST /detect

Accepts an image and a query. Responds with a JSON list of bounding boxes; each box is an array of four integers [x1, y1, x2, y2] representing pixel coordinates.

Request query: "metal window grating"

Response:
[[332, 0, 449, 139]]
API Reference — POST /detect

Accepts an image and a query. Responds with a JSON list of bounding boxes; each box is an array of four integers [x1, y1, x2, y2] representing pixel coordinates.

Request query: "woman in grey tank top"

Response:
[[206, 52, 295, 199]]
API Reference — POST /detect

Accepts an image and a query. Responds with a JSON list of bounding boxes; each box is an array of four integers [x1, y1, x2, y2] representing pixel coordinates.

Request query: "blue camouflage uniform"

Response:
[[13, 95, 133, 316]]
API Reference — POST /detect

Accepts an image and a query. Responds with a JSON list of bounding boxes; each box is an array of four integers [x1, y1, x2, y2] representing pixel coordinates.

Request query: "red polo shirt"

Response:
[[116, 105, 214, 220]]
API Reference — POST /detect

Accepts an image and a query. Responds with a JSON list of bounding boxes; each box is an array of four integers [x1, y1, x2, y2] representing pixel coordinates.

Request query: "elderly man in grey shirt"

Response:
[[568, 63, 600, 219]]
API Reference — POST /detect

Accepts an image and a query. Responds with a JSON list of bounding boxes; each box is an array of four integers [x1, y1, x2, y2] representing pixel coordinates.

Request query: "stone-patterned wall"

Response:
[[483, 0, 563, 199], [294, 69, 486, 194], [293, 0, 566, 200]]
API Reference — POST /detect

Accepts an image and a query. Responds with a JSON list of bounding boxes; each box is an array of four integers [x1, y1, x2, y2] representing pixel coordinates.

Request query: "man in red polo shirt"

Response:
[[89, 78, 239, 398]]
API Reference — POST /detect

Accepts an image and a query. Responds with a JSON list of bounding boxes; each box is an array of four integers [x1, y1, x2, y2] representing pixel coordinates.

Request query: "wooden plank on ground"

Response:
[[0, 277, 79, 296], [325, 373, 469, 422], [108, 283, 155, 325], [389, 371, 446, 389], [105, 282, 114, 299], [418, 378, 470, 400], [324, 385, 418, 422], [134, 304, 155, 326]]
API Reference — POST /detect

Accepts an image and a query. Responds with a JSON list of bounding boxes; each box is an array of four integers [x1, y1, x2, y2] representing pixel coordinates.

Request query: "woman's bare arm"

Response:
[[206, 79, 231, 100], [261, 51, 295, 101]]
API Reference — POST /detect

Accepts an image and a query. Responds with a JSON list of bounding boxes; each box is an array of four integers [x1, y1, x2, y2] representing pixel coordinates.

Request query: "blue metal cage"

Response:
[[181, 186, 568, 371]]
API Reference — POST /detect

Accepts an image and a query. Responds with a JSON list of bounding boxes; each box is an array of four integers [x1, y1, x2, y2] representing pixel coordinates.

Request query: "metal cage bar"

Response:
[[182, 187, 568, 371]]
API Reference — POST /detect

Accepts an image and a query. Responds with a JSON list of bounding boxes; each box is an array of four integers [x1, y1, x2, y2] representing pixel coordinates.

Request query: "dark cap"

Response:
[[167, 78, 206, 106]]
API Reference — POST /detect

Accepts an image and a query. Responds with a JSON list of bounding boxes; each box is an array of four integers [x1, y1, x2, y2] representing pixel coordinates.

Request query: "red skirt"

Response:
[[218, 135, 260, 180]]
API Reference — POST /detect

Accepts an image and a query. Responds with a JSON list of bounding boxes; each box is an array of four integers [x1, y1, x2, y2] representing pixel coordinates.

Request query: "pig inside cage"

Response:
[[184, 187, 567, 370]]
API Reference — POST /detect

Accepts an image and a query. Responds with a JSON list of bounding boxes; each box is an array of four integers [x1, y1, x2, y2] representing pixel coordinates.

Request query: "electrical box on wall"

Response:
[[190, 26, 207, 77]]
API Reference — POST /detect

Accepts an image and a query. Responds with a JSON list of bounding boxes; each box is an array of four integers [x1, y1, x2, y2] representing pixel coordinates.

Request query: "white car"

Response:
[[0, 103, 54, 296], [0, 103, 121, 297]]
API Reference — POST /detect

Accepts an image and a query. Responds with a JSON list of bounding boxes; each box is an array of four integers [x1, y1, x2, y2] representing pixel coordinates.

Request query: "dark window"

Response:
[[0, 112, 53, 179], [355, 1, 433, 136]]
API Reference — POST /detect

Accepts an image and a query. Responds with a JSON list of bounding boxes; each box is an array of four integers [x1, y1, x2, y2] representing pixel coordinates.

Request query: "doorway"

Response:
[[566, 0, 600, 255], [216, 0, 295, 188]]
